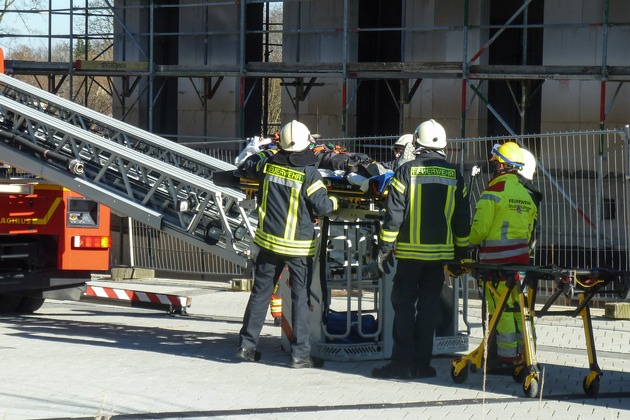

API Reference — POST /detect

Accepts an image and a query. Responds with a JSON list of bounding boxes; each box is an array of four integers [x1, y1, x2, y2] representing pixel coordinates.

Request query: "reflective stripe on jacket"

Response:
[[244, 152, 338, 257], [379, 151, 470, 261], [469, 172, 537, 264]]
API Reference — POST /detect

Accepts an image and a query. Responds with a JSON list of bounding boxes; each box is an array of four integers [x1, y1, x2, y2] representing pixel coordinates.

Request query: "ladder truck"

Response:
[[0, 49, 257, 312]]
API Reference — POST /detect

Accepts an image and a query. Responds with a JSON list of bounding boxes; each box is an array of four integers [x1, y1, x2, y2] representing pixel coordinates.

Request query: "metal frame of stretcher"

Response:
[[449, 262, 630, 398]]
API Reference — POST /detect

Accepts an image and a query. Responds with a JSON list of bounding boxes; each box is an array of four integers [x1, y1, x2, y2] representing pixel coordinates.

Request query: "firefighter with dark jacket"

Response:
[[235, 120, 339, 369], [469, 142, 538, 369], [372, 119, 471, 380]]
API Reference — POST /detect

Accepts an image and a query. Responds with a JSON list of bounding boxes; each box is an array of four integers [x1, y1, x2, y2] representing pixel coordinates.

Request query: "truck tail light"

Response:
[[72, 235, 112, 249]]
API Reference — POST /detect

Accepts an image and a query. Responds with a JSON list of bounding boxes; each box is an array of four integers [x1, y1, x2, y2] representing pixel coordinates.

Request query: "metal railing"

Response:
[[332, 128, 630, 302], [329, 128, 630, 271], [126, 142, 247, 277]]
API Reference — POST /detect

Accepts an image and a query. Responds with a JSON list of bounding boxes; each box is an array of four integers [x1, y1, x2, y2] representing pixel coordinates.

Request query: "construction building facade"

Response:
[[2, 0, 629, 155]]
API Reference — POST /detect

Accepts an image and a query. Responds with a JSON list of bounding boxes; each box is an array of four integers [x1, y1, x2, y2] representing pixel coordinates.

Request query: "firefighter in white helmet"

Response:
[[382, 134, 414, 171], [235, 120, 339, 369], [469, 142, 538, 371], [372, 119, 470, 379], [517, 148, 543, 259]]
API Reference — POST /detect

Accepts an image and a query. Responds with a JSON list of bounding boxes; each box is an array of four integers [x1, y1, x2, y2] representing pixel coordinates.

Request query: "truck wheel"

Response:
[[17, 297, 45, 313], [0, 294, 23, 313]]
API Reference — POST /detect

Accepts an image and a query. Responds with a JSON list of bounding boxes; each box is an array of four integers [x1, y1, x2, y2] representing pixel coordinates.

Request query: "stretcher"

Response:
[[449, 262, 630, 398], [212, 168, 393, 205]]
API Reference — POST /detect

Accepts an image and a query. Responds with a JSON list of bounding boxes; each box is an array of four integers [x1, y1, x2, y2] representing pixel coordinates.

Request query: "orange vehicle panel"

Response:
[[0, 183, 111, 271]]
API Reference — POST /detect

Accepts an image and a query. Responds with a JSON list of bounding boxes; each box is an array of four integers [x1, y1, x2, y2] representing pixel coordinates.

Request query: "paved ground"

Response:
[[1, 277, 629, 420]]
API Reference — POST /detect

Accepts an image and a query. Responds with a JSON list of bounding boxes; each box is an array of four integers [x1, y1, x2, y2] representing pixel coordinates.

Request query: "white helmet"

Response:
[[413, 119, 447, 150], [520, 148, 537, 181], [393, 134, 413, 149], [279, 120, 312, 152]]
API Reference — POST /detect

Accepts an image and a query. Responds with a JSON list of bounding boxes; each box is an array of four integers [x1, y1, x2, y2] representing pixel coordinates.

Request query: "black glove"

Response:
[[454, 246, 469, 261], [331, 196, 352, 211], [445, 263, 465, 277], [445, 257, 475, 277], [376, 248, 393, 274]]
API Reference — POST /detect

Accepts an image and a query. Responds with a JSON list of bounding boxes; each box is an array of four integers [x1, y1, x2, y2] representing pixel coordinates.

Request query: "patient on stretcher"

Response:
[[234, 135, 395, 198]]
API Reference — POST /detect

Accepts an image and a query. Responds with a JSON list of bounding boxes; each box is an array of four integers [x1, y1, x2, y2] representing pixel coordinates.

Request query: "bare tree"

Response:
[[0, 0, 18, 26], [0, 0, 50, 53], [264, 3, 283, 135], [0, 1, 46, 43], [2, 1, 114, 116]]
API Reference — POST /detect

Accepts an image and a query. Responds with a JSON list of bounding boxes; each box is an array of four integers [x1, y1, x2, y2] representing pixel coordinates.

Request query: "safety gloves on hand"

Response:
[[454, 246, 469, 262], [444, 257, 476, 277], [376, 245, 393, 275], [329, 196, 355, 213], [445, 263, 465, 277]]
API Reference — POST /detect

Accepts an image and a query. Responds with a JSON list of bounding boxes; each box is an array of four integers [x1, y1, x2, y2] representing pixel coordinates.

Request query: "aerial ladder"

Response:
[[0, 68, 256, 276]]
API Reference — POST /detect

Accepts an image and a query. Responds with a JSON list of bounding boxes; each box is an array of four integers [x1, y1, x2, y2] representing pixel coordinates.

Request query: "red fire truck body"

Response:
[[0, 170, 111, 312]]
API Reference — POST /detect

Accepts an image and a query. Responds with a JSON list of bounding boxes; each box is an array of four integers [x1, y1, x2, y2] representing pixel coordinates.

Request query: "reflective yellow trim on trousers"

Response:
[[486, 283, 519, 358]]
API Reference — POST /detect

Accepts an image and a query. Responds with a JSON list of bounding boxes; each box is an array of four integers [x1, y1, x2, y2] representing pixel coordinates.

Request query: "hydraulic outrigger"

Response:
[[449, 262, 629, 398]]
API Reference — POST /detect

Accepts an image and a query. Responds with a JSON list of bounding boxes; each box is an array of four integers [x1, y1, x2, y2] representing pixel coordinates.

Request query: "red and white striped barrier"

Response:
[[83, 285, 191, 314]]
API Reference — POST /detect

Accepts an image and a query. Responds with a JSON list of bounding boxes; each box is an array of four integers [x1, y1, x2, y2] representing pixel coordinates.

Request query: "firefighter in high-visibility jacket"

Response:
[[235, 120, 339, 369], [371, 119, 471, 380], [469, 142, 538, 368]]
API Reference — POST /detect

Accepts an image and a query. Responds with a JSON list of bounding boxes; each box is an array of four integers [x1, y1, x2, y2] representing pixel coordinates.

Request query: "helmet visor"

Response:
[[490, 143, 524, 167]]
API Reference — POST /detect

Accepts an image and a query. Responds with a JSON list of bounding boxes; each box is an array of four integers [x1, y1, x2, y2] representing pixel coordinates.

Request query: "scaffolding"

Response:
[[2, 0, 630, 148]]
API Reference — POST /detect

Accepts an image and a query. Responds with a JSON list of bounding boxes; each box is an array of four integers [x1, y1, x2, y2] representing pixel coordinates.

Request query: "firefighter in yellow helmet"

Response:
[[235, 120, 339, 368], [372, 119, 471, 379], [469, 141, 537, 370]]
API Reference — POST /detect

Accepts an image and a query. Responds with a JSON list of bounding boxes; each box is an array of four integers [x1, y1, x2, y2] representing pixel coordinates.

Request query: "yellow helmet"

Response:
[[490, 142, 524, 168]]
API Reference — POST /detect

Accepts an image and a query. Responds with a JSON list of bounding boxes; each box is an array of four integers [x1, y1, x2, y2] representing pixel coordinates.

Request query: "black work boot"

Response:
[[288, 356, 325, 369], [235, 347, 261, 362]]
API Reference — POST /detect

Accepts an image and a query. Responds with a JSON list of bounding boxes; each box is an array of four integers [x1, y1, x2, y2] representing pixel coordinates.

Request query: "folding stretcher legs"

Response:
[[536, 276, 604, 397], [577, 293, 603, 397], [449, 263, 622, 398], [451, 269, 542, 397]]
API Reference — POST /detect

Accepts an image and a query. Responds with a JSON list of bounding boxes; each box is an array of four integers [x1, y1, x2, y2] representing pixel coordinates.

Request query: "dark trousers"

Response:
[[238, 249, 312, 358], [390, 259, 444, 369]]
